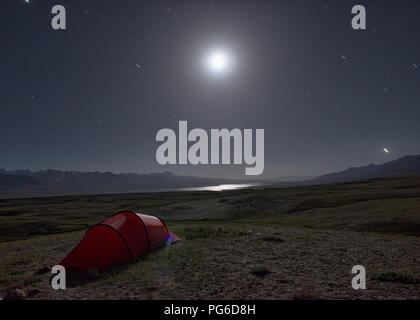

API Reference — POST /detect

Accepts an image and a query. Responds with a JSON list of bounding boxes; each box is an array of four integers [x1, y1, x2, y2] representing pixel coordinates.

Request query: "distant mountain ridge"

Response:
[[1, 155, 420, 198], [311, 155, 420, 184], [0, 169, 243, 198]]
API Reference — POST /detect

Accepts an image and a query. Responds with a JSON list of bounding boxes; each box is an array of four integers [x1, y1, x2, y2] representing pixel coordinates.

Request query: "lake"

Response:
[[174, 183, 263, 192]]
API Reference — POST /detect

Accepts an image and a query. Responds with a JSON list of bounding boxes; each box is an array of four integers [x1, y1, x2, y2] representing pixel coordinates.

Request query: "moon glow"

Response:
[[205, 49, 232, 75]]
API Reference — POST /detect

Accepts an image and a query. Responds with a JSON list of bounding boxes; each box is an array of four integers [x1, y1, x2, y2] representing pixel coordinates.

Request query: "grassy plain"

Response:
[[1, 176, 419, 299]]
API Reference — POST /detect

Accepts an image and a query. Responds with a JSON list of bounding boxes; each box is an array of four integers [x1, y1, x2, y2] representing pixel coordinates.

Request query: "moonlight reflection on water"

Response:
[[178, 183, 261, 192]]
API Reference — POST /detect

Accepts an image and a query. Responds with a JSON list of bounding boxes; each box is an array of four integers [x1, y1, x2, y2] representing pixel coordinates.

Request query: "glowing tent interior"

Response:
[[60, 211, 180, 271]]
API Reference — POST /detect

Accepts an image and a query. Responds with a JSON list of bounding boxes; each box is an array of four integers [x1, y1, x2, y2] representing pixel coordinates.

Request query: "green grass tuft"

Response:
[[250, 266, 270, 277]]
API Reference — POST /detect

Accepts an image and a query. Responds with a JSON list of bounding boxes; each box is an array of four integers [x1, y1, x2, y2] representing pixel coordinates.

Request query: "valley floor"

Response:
[[1, 176, 419, 299]]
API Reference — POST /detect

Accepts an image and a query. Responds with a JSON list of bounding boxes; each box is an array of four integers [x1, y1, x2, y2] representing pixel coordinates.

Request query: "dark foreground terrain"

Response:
[[0, 176, 419, 299]]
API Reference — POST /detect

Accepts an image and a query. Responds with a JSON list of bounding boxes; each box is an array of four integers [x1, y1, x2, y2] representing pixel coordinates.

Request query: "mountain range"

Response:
[[0, 170, 243, 198], [310, 155, 420, 184], [1, 155, 419, 198]]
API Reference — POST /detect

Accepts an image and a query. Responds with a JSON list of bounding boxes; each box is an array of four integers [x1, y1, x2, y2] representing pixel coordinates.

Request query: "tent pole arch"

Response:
[[112, 210, 152, 253], [83, 223, 135, 260]]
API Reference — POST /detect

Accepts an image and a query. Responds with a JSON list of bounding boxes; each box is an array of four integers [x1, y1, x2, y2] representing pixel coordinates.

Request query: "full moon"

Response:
[[205, 49, 232, 75]]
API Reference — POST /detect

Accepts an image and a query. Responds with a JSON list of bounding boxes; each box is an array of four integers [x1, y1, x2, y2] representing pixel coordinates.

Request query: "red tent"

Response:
[[60, 211, 180, 271]]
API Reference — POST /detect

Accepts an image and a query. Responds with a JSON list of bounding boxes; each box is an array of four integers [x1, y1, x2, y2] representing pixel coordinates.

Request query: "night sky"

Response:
[[1, 0, 419, 179]]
